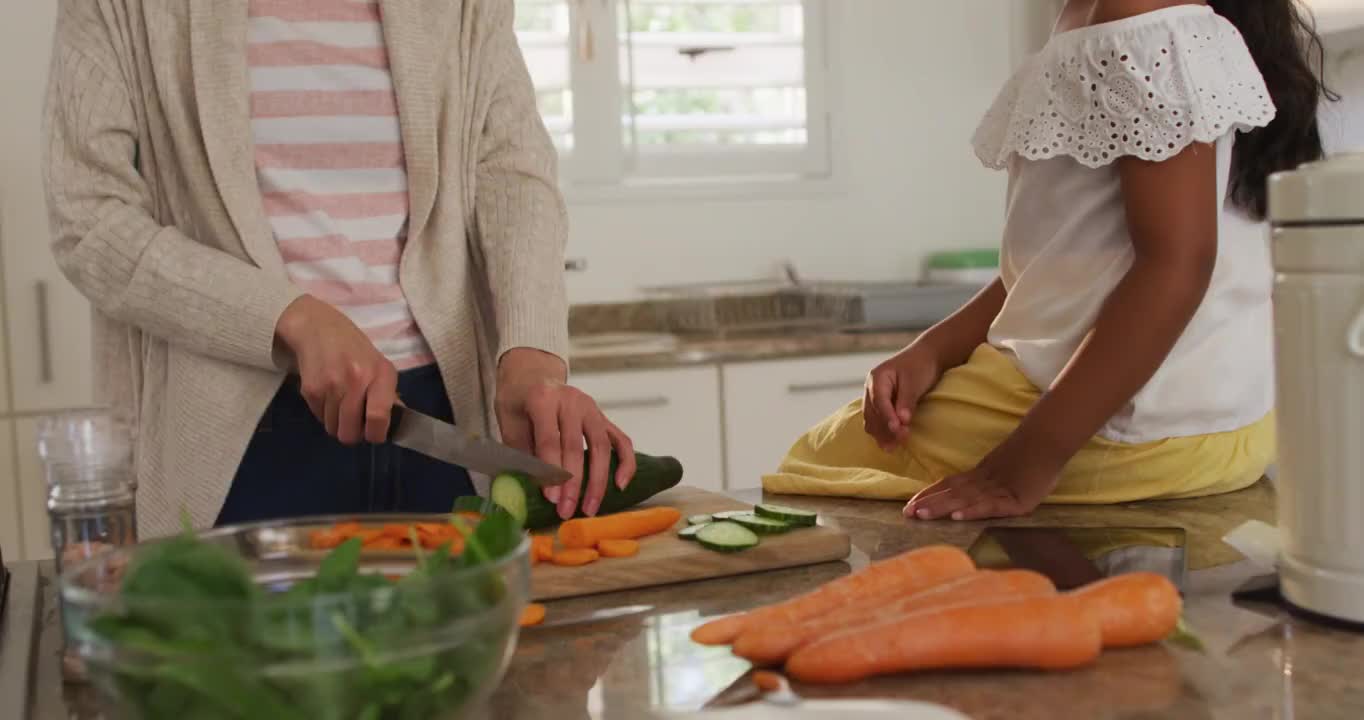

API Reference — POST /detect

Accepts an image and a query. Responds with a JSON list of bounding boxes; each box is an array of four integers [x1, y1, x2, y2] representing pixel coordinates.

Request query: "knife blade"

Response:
[[528, 605, 654, 630], [388, 405, 573, 487]]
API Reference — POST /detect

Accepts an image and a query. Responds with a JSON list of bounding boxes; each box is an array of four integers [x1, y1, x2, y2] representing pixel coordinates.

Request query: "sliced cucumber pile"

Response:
[[490, 473, 529, 526], [729, 514, 791, 535], [696, 522, 759, 553], [687, 503, 820, 553], [678, 524, 707, 540], [753, 503, 818, 527]]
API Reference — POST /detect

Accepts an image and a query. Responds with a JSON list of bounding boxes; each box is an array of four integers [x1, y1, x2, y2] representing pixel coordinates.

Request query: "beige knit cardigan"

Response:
[[43, 0, 568, 538]]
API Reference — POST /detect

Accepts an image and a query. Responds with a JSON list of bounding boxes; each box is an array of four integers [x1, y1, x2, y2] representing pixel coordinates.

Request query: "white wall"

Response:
[[563, 1, 1020, 304]]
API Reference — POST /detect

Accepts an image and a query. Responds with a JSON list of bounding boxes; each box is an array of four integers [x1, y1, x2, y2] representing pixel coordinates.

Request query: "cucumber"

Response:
[[711, 510, 751, 521], [729, 514, 791, 535], [753, 503, 818, 527], [678, 524, 707, 540], [687, 514, 713, 526], [490, 473, 528, 526], [696, 522, 759, 553], [514, 451, 686, 530]]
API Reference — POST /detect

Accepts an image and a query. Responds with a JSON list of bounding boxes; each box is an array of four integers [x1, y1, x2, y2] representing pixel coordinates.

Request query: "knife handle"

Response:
[[282, 375, 407, 443]]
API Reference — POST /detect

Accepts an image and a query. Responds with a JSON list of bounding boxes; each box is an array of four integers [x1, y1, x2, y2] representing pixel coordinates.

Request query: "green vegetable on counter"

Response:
[[503, 451, 685, 530], [84, 501, 526, 720], [687, 514, 713, 526]]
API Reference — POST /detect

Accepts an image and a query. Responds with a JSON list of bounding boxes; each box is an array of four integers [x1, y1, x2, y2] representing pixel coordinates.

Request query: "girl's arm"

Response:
[[864, 278, 1006, 450], [907, 142, 1218, 520]]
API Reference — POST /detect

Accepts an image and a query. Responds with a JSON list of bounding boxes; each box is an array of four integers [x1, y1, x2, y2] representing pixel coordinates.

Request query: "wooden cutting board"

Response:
[[530, 486, 851, 601]]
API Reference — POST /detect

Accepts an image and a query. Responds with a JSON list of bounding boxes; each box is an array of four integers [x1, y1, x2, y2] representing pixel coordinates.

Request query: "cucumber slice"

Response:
[[679, 524, 707, 540], [490, 473, 529, 526], [753, 504, 818, 527], [696, 521, 759, 553], [687, 514, 713, 526], [711, 510, 751, 521], [730, 514, 791, 535]]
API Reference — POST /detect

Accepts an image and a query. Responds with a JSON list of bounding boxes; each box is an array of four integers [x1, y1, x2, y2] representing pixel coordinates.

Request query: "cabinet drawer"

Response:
[[14, 418, 50, 560], [722, 353, 883, 490], [572, 366, 724, 492], [0, 421, 18, 560]]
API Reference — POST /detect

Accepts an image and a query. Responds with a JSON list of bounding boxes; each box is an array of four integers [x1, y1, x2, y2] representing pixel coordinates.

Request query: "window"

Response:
[[514, 0, 830, 187]]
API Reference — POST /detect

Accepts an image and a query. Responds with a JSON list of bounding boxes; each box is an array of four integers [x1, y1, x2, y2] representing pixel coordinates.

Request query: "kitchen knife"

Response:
[[388, 405, 573, 487]]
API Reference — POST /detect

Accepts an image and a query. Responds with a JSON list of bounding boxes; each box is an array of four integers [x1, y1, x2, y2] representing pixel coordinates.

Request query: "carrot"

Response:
[[519, 603, 547, 627], [785, 594, 1102, 684], [690, 545, 975, 646], [597, 539, 640, 558], [354, 529, 385, 546], [530, 535, 556, 563], [551, 548, 601, 567], [558, 507, 682, 549], [308, 529, 347, 550], [365, 537, 406, 550], [733, 569, 1055, 665], [1070, 572, 1182, 648], [380, 524, 411, 541], [751, 671, 784, 693]]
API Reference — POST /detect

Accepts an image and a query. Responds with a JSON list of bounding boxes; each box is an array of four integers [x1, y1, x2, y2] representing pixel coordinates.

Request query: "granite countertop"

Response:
[[569, 330, 917, 373], [23, 479, 1364, 719]]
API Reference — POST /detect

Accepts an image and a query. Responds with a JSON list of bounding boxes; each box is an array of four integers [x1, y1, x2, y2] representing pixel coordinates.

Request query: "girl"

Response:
[[765, 0, 1334, 521]]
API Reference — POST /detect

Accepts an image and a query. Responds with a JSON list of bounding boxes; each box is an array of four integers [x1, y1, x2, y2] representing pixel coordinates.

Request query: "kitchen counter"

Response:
[[570, 330, 917, 374], [20, 479, 1364, 719]]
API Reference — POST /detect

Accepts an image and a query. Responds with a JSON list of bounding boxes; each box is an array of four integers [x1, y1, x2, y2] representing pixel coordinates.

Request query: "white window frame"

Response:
[[538, 0, 832, 192]]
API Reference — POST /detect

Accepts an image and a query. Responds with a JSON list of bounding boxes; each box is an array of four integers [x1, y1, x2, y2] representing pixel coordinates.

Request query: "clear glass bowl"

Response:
[[59, 514, 530, 720]]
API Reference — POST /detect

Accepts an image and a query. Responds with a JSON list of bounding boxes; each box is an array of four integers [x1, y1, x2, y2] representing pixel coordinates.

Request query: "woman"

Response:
[[766, 0, 1334, 520], [44, 0, 633, 536]]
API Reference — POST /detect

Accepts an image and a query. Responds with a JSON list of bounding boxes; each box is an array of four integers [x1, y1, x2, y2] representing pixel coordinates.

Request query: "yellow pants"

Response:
[[763, 345, 1275, 503]]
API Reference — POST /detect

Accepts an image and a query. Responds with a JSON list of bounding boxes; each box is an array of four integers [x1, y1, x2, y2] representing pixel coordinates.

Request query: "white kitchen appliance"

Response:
[[1268, 152, 1364, 623]]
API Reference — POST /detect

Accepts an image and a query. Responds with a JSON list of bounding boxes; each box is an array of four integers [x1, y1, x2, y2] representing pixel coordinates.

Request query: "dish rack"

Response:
[[643, 279, 853, 338]]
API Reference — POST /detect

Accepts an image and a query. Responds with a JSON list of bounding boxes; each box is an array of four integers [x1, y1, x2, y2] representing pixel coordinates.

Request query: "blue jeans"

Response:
[[215, 364, 475, 526]]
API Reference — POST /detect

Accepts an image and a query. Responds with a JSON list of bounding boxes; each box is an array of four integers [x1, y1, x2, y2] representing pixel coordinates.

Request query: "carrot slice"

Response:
[[530, 535, 556, 562], [1070, 572, 1181, 648], [551, 548, 600, 567], [308, 530, 346, 550], [785, 595, 1101, 684], [597, 539, 640, 558], [558, 507, 682, 549], [365, 537, 406, 550], [691, 545, 974, 646], [354, 529, 385, 546], [380, 524, 411, 541], [519, 603, 547, 627], [333, 522, 363, 536], [733, 569, 1054, 665]]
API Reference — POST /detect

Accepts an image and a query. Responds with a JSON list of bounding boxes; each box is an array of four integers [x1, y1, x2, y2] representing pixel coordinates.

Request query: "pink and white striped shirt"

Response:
[[247, 0, 434, 370]]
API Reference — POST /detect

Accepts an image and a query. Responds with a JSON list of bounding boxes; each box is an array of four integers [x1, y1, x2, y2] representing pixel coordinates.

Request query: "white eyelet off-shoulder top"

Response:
[[971, 5, 1277, 444]]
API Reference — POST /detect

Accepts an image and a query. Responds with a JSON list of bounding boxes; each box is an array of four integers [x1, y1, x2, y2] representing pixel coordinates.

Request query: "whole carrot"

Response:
[[733, 569, 1055, 665], [690, 545, 975, 646], [1070, 572, 1182, 648], [785, 595, 1102, 684], [558, 507, 682, 549]]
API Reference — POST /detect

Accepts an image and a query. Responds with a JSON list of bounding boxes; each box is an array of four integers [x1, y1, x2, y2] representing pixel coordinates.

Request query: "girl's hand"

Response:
[[904, 436, 1065, 521], [863, 344, 944, 452]]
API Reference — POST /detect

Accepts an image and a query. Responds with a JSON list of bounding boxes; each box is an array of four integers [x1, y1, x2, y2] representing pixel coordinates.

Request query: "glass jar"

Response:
[[37, 410, 136, 574]]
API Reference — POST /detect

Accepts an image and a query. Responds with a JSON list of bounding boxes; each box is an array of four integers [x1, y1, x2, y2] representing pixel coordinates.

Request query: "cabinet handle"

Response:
[[597, 396, 669, 411], [36, 281, 53, 384], [787, 380, 864, 395]]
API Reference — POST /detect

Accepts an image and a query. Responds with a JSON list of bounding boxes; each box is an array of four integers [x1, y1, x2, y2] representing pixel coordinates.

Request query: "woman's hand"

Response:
[[904, 433, 1065, 521], [863, 344, 945, 452], [496, 348, 636, 520], [276, 295, 398, 445]]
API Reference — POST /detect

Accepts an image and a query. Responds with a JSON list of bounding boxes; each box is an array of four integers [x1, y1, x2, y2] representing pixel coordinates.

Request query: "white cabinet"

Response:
[[721, 353, 883, 490], [0, 0, 93, 413], [14, 419, 51, 560], [572, 366, 725, 492], [0, 421, 19, 561]]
